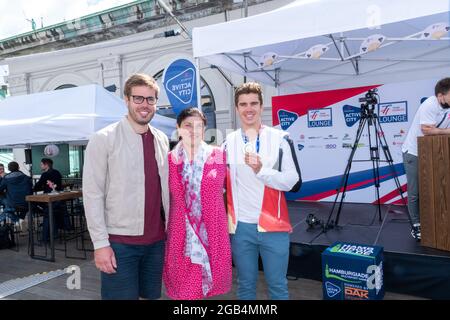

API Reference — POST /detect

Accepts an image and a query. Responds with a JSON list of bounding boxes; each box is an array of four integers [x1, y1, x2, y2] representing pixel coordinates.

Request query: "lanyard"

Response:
[[436, 111, 449, 128], [242, 132, 260, 154]]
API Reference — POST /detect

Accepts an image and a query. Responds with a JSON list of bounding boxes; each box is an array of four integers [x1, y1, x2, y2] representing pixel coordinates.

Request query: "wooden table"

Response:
[[418, 135, 450, 251], [26, 191, 83, 261]]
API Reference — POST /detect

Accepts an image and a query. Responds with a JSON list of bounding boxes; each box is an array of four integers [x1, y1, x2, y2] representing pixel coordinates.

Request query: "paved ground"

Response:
[[0, 231, 424, 300]]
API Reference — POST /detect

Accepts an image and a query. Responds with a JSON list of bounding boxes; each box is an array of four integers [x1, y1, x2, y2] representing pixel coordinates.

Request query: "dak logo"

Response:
[[342, 105, 361, 127], [278, 109, 298, 130], [308, 108, 332, 128], [378, 101, 408, 123], [344, 287, 369, 299]]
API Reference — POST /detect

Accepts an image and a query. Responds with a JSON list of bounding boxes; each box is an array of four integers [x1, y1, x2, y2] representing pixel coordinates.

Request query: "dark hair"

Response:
[[8, 161, 19, 172], [435, 78, 450, 96], [0, 163, 4, 168], [176, 107, 207, 127], [123, 73, 160, 99], [234, 82, 263, 107], [41, 158, 53, 168]]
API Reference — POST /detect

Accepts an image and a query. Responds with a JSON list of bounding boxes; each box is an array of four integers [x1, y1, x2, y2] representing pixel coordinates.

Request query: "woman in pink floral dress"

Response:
[[163, 107, 232, 299]]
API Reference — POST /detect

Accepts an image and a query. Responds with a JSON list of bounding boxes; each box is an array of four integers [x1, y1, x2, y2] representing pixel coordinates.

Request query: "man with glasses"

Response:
[[83, 74, 170, 300]]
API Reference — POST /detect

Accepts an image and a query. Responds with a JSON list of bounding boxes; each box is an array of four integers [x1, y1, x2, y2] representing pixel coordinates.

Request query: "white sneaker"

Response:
[[411, 223, 421, 241]]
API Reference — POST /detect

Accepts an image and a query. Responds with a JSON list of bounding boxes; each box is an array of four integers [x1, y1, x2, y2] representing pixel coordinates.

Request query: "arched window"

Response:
[[55, 84, 77, 90], [153, 70, 216, 129]]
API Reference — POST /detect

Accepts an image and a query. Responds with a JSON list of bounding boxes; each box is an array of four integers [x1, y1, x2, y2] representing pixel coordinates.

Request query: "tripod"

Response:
[[323, 97, 408, 231]]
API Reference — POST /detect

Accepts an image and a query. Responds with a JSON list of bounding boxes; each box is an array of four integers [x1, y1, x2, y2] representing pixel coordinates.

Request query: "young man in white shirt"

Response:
[[402, 77, 450, 240], [225, 82, 301, 300]]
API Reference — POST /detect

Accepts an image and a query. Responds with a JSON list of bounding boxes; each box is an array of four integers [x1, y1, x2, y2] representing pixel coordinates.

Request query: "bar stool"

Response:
[[58, 199, 88, 259]]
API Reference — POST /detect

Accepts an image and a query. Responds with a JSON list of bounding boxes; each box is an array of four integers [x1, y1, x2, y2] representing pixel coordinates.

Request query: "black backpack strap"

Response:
[[282, 136, 302, 193], [278, 143, 283, 171]]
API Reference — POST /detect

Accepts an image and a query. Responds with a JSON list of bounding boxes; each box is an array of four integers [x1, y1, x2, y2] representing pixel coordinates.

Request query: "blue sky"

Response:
[[0, 0, 134, 40]]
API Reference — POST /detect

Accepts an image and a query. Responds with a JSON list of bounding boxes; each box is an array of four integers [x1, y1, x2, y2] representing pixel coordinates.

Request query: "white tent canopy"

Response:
[[193, 0, 450, 93], [0, 84, 175, 147]]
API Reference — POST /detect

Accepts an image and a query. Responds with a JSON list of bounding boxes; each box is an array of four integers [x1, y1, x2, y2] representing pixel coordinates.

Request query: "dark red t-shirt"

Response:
[[109, 129, 166, 245]]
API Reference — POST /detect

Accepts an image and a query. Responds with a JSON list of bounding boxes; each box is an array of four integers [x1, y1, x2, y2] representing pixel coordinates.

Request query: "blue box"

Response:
[[322, 242, 384, 300]]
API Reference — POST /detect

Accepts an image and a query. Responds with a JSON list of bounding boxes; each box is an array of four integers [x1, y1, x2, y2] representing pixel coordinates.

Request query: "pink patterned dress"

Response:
[[163, 147, 232, 300]]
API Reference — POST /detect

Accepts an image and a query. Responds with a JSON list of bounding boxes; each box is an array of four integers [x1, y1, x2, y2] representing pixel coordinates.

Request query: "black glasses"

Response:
[[131, 95, 158, 105]]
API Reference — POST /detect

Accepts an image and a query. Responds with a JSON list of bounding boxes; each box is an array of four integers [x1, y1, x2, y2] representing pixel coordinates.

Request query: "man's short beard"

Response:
[[136, 117, 153, 125], [130, 111, 154, 125]]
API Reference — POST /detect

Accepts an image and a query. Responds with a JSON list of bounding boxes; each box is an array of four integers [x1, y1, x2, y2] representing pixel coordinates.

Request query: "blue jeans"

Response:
[[231, 222, 290, 300], [101, 240, 165, 300], [0, 207, 19, 223], [40, 202, 71, 242]]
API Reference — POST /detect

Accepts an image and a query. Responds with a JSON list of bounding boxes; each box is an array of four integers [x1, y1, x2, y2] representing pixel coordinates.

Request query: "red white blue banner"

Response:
[[272, 78, 438, 204]]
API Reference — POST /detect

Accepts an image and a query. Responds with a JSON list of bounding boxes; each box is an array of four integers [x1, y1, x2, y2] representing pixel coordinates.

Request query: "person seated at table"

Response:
[[0, 161, 32, 226], [33, 158, 71, 241], [33, 158, 63, 194]]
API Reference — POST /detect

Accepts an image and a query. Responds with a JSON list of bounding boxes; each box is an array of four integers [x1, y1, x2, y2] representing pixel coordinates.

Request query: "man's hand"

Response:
[[244, 152, 262, 174], [46, 180, 54, 188], [421, 124, 437, 135], [421, 124, 450, 136], [94, 246, 117, 274]]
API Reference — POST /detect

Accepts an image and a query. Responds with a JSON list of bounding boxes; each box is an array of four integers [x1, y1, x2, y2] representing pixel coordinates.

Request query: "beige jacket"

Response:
[[83, 117, 169, 250]]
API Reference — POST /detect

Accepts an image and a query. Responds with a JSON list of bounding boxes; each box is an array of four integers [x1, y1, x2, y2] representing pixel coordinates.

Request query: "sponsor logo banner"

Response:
[[278, 109, 298, 130], [163, 58, 198, 115], [325, 282, 341, 298], [378, 101, 408, 123], [342, 105, 361, 127], [322, 242, 384, 300], [344, 286, 369, 300], [308, 108, 333, 128], [272, 78, 437, 204]]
